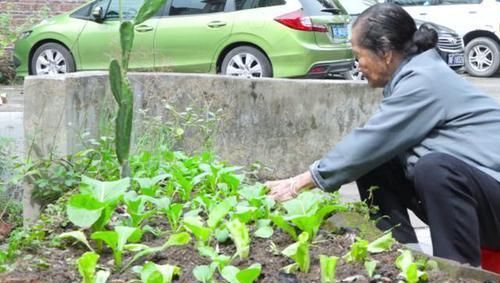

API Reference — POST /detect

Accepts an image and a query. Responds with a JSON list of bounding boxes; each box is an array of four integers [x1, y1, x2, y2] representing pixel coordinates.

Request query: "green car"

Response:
[[14, 0, 353, 78]]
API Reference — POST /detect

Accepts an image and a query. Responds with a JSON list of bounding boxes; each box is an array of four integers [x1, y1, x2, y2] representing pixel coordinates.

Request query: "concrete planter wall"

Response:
[[24, 72, 381, 179]]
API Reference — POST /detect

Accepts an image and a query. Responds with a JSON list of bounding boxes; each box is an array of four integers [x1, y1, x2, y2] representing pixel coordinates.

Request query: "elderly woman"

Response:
[[266, 3, 500, 267]]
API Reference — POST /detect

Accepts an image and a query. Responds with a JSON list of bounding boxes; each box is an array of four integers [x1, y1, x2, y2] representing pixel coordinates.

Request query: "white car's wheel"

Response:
[[221, 46, 272, 78], [465, 37, 500, 77], [31, 42, 75, 75]]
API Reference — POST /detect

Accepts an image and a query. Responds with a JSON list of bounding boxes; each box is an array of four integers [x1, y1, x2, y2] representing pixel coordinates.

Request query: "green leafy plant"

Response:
[[320, 255, 339, 283], [197, 244, 231, 271], [282, 232, 310, 273], [344, 232, 394, 263], [280, 190, 345, 240], [193, 263, 218, 283], [395, 250, 428, 283], [221, 263, 262, 283], [133, 174, 170, 197], [91, 226, 142, 269], [123, 191, 156, 227], [58, 231, 94, 251], [155, 197, 183, 231], [365, 259, 378, 278], [183, 216, 212, 244], [77, 252, 110, 283], [254, 219, 273, 239], [133, 261, 181, 283], [66, 176, 130, 231], [121, 232, 190, 272], [227, 219, 250, 259]]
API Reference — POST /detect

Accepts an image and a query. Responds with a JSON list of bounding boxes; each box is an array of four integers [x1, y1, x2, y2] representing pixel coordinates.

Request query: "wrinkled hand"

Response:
[[265, 178, 299, 202]]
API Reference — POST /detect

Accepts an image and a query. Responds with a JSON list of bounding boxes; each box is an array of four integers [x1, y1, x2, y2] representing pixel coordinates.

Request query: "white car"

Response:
[[387, 0, 500, 77]]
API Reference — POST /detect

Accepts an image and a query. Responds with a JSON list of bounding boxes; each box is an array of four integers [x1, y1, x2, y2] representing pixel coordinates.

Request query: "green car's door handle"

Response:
[[207, 21, 227, 28], [135, 25, 154, 32]]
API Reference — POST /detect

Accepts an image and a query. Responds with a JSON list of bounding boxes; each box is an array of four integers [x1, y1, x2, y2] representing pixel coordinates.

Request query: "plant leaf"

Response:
[[59, 231, 94, 252], [364, 259, 378, 278], [282, 232, 310, 273], [367, 232, 394, 253], [80, 176, 130, 203], [115, 80, 134, 166], [270, 214, 297, 240], [320, 255, 338, 283], [236, 263, 262, 283], [221, 265, 239, 283], [227, 219, 250, 259], [95, 270, 110, 283], [66, 194, 104, 228], [109, 59, 122, 104], [207, 197, 235, 228], [119, 21, 134, 69], [134, 0, 165, 25], [254, 219, 273, 238], [77, 252, 99, 283]]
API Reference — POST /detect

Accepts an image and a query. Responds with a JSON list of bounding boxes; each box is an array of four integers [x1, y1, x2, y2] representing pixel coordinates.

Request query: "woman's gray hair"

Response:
[[353, 3, 438, 56]]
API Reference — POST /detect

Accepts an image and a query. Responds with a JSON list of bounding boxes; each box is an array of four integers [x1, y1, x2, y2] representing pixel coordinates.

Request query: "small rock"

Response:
[[278, 271, 299, 283], [341, 275, 369, 283]]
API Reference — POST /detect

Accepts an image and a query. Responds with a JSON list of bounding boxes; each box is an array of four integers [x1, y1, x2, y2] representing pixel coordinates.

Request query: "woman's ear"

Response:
[[383, 50, 393, 65]]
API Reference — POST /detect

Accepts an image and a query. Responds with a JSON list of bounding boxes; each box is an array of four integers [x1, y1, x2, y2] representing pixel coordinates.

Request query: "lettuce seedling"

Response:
[[183, 216, 212, 244], [320, 255, 338, 283], [91, 226, 142, 269], [197, 244, 231, 271], [395, 250, 427, 283], [282, 232, 310, 273], [364, 259, 378, 278], [134, 261, 181, 283], [282, 190, 346, 240], [193, 263, 217, 283], [221, 263, 262, 283], [207, 197, 236, 228], [77, 252, 110, 283], [344, 233, 394, 263], [133, 173, 170, 197], [123, 191, 156, 227], [254, 219, 273, 239], [227, 219, 250, 259], [58, 231, 94, 251], [344, 237, 368, 263], [367, 232, 394, 253], [121, 232, 190, 272], [319, 255, 338, 283], [270, 214, 297, 240], [154, 197, 183, 231], [67, 176, 130, 231]]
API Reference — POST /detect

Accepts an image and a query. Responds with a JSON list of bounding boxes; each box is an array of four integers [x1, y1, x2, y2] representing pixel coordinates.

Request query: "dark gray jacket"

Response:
[[310, 49, 500, 191]]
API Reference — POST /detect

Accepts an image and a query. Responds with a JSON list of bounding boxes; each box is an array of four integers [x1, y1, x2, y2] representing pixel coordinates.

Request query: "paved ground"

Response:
[[1, 74, 499, 256]]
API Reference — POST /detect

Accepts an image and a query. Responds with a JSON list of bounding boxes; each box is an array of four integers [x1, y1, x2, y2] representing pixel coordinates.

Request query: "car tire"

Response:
[[221, 46, 272, 78], [30, 42, 76, 75], [464, 37, 500, 77], [344, 59, 365, 80]]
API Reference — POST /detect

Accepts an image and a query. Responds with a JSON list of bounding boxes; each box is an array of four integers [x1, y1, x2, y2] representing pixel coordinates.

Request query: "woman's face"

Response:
[[352, 29, 393, 88]]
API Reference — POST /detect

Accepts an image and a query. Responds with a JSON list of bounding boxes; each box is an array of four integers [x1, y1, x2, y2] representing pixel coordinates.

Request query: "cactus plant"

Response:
[[109, 0, 166, 177]]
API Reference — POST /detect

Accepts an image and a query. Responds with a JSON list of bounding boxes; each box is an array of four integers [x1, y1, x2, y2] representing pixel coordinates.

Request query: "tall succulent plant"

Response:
[[109, 0, 166, 177]]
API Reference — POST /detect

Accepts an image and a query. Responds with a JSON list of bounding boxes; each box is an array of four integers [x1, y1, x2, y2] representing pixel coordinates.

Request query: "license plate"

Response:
[[448, 53, 464, 66], [331, 24, 348, 42]]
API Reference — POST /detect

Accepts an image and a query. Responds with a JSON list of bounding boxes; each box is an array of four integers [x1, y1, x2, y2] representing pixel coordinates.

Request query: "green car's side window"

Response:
[[235, 0, 285, 10], [106, 0, 145, 19], [169, 0, 227, 15]]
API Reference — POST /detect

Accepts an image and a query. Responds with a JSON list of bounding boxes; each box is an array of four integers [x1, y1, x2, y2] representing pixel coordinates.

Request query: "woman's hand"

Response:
[[265, 171, 315, 202]]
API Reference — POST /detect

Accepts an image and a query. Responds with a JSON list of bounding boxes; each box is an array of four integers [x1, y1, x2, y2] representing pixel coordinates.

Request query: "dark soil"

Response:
[[0, 227, 485, 283]]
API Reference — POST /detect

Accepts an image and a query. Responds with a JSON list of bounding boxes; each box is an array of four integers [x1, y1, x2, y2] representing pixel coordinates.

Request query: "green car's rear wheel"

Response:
[[31, 42, 75, 75], [221, 46, 272, 78]]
